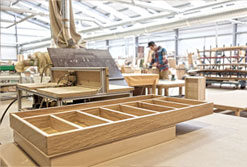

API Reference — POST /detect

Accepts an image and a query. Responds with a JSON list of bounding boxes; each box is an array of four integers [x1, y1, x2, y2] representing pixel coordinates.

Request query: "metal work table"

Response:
[[17, 84, 133, 111]]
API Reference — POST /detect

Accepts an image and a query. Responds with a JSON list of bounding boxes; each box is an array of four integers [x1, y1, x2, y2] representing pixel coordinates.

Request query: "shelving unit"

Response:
[[0, 75, 21, 100], [195, 46, 247, 89]]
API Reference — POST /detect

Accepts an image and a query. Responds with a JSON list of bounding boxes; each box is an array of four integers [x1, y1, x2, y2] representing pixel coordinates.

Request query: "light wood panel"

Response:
[[37, 86, 99, 98], [13, 126, 175, 167]]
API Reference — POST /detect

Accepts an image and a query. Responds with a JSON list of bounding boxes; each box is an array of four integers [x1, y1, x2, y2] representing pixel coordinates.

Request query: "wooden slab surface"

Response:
[[95, 113, 247, 167], [207, 90, 247, 110], [0, 143, 36, 167], [18, 83, 62, 90], [37, 86, 99, 98], [157, 80, 185, 87], [108, 84, 134, 93]]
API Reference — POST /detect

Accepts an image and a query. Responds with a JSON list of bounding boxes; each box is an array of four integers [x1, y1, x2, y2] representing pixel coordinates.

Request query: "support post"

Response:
[[14, 15, 19, 55], [233, 20, 238, 46], [175, 29, 179, 64], [106, 40, 109, 50], [134, 36, 139, 67]]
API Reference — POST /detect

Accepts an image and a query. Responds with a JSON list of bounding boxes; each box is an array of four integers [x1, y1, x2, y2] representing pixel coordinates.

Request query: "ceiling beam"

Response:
[[4, 11, 50, 29], [1, 5, 49, 16], [19, 0, 49, 12], [4, 14, 35, 29], [91, 1, 130, 20], [83, 5, 247, 41], [0, 19, 14, 23], [74, 1, 112, 24], [109, 0, 180, 13]]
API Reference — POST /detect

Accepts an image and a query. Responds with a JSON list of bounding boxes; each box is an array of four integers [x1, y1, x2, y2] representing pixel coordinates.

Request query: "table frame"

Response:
[[17, 87, 133, 111]]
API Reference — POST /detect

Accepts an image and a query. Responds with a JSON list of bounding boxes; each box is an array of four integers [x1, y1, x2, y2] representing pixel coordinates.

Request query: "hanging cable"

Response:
[[0, 95, 31, 126]]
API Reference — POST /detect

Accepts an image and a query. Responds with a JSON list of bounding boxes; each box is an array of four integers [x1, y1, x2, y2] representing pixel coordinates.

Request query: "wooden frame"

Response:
[[10, 95, 213, 166]]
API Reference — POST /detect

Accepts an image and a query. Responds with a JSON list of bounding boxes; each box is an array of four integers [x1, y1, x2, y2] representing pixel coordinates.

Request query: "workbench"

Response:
[[157, 80, 185, 96], [207, 90, 247, 116], [122, 73, 159, 95], [17, 83, 134, 111], [1, 114, 247, 167]]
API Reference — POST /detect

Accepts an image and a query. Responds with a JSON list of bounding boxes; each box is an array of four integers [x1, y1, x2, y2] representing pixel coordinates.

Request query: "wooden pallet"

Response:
[[10, 95, 213, 166]]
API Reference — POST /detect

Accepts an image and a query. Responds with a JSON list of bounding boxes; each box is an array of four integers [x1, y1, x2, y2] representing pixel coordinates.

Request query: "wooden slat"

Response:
[[120, 105, 157, 116], [162, 97, 203, 105], [138, 102, 176, 112], [151, 99, 189, 108], [50, 115, 83, 129], [100, 108, 136, 120]]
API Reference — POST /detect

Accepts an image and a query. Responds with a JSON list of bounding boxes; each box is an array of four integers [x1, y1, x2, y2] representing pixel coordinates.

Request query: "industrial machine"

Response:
[[16, 48, 133, 110]]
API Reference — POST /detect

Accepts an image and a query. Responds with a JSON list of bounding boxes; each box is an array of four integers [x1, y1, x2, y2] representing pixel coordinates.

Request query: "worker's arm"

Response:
[[162, 48, 168, 64]]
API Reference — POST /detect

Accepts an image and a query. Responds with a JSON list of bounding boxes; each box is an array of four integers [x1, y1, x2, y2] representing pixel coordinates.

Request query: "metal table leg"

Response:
[[18, 88, 22, 111], [57, 99, 63, 106], [179, 87, 183, 96]]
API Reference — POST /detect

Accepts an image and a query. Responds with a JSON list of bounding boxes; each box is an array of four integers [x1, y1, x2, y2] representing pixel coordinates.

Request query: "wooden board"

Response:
[[13, 126, 175, 167], [17, 83, 62, 90], [10, 95, 213, 157], [108, 84, 134, 93], [37, 86, 99, 98], [95, 114, 247, 167], [207, 90, 247, 116], [157, 80, 185, 88], [0, 143, 36, 167]]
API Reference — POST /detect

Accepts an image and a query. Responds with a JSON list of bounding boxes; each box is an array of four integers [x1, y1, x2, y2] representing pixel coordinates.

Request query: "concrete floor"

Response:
[[0, 98, 32, 145], [0, 87, 246, 144]]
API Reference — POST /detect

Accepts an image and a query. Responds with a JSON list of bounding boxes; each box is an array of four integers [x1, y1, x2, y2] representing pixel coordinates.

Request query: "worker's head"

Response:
[[147, 41, 157, 51]]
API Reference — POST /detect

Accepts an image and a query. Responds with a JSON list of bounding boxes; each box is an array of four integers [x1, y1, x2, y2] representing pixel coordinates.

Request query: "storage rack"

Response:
[[195, 46, 247, 88]]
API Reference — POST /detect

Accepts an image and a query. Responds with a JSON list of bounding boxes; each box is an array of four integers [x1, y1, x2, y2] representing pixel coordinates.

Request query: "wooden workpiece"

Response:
[[122, 73, 159, 95], [37, 86, 99, 98], [17, 83, 62, 90], [95, 114, 247, 167], [10, 95, 213, 166], [157, 80, 185, 96], [185, 77, 206, 100], [207, 90, 247, 116]]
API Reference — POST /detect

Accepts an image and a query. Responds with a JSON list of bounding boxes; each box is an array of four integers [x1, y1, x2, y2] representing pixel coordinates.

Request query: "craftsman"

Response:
[[147, 41, 169, 80]]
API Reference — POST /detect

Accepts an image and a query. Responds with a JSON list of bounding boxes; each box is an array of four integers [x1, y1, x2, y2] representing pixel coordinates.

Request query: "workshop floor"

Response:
[[0, 98, 32, 145], [0, 88, 246, 144]]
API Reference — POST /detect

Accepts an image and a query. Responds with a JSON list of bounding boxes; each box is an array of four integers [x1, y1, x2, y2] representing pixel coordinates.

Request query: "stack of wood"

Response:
[[176, 64, 186, 80]]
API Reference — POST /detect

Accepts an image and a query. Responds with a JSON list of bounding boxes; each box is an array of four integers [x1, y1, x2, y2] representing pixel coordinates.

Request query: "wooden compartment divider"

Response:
[[125, 101, 175, 112], [105, 104, 157, 116], [85, 107, 135, 121], [158, 97, 204, 105], [24, 115, 78, 135], [138, 102, 176, 111], [55, 111, 109, 128], [10, 95, 213, 166], [144, 99, 189, 108]]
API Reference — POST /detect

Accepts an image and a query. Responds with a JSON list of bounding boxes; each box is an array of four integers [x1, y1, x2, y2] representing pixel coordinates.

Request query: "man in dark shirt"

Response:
[[147, 41, 169, 80]]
